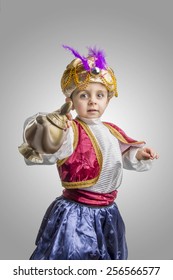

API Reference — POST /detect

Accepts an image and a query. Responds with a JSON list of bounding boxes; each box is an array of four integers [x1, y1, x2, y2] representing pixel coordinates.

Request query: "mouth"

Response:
[[87, 109, 99, 112]]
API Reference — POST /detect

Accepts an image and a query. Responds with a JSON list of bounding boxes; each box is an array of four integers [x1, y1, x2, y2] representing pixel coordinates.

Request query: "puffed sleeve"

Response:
[[122, 147, 152, 171], [23, 113, 74, 165]]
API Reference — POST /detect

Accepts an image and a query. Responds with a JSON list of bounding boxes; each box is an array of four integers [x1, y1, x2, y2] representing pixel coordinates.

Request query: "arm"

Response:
[[122, 146, 159, 171]]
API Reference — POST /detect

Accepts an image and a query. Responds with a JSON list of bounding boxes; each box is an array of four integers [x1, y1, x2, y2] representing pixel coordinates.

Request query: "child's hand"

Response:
[[54, 101, 73, 129], [66, 114, 73, 128], [63, 102, 73, 128], [136, 147, 159, 161]]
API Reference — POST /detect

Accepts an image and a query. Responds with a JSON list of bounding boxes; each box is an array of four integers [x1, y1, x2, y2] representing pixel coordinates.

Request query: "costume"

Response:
[[25, 115, 151, 260], [19, 46, 152, 260]]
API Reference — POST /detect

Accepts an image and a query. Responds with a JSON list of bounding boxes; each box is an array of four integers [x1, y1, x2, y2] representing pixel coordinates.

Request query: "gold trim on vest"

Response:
[[103, 122, 144, 145], [58, 118, 103, 189]]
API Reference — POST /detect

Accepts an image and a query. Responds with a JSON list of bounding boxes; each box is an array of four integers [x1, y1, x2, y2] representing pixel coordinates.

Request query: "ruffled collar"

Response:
[[76, 116, 102, 125]]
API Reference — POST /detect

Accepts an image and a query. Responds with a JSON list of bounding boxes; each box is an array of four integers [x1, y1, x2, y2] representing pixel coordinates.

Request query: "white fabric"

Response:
[[23, 114, 152, 192], [77, 117, 151, 193], [81, 117, 123, 193]]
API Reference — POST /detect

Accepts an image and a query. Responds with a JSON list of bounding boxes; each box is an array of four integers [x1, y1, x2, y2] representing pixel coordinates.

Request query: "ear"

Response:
[[65, 97, 75, 110]]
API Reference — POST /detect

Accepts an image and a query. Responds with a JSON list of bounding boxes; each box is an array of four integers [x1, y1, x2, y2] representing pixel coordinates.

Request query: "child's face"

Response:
[[70, 83, 109, 119]]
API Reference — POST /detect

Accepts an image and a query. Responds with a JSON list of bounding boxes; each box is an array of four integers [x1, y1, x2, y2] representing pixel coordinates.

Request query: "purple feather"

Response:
[[62, 45, 90, 71], [88, 47, 107, 70]]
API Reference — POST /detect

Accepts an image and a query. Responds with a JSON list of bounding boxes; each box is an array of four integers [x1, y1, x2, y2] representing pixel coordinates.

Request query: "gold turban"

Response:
[[61, 46, 118, 98]]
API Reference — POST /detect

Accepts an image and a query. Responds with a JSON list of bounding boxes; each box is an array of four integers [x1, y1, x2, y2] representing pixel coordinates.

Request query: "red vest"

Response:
[[57, 118, 144, 189]]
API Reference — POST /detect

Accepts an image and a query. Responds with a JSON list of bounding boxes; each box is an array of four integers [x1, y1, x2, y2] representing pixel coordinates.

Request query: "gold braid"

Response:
[[73, 65, 90, 91]]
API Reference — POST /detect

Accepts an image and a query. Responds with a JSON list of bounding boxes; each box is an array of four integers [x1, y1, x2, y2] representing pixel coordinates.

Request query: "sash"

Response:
[[63, 188, 118, 206]]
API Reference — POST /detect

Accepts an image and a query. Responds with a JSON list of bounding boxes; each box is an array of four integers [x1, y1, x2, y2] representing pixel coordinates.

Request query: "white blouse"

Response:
[[23, 114, 152, 193]]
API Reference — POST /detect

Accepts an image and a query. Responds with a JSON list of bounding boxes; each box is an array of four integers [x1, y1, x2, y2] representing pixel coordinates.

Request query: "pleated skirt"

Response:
[[30, 196, 128, 260]]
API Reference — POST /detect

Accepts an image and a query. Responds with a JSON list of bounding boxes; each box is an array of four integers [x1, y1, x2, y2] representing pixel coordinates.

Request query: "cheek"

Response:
[[100, 102, 108, 112], [75, 103, 85, 112], [100, 100, 107, 107]]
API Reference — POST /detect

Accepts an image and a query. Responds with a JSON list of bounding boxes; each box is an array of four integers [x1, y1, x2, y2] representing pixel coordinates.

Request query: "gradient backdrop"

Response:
[[0, 0, 172, 259]]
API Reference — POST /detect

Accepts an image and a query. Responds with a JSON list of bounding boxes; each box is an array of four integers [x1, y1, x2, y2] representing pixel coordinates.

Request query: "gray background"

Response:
[[0, 0, 172, 259]]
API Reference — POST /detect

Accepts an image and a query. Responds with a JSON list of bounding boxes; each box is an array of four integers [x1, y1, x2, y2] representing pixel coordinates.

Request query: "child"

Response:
[[19, 45, 159, 260]]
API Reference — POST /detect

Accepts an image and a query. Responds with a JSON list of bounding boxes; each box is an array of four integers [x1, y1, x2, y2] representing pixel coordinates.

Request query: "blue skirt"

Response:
[[30, 196, 128, 260]]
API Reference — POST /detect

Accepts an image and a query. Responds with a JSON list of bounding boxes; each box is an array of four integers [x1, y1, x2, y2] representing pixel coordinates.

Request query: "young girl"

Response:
[[19, 45, 159, 260]]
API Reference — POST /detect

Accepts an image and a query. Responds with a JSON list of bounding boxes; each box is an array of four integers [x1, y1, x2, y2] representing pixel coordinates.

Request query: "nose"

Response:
[[88, 95, 97, 105]]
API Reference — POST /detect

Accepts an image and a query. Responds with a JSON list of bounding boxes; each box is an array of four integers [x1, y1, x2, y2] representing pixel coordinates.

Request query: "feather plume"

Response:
[[88, 47, 107, 69], [62, 45, 90, 71]]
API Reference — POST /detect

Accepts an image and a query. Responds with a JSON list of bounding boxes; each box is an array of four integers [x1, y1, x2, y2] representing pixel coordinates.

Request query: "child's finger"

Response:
[[66, 120, 72, 128], [142, 151, 151, 159], [66, 112, 73, 121]]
